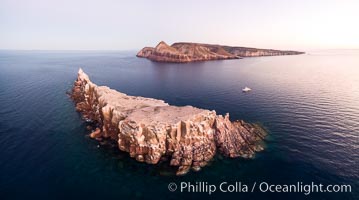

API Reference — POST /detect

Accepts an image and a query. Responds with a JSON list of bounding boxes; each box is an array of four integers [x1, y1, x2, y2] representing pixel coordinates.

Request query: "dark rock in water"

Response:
[[71, 69, 267, 175], [90, 128, 101, 138], [136, 41, 304, 63]]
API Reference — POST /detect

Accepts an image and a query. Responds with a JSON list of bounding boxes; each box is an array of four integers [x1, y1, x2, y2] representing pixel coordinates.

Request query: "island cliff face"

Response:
[[71, 69, 266, 175], [137, 41, 304, 63]]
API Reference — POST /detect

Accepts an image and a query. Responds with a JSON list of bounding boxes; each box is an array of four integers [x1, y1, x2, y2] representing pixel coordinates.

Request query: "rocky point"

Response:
[[71, 69, 266, 175]]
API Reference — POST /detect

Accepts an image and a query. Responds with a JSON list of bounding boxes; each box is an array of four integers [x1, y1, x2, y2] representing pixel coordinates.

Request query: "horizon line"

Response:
[[1, 48, 359, 52]]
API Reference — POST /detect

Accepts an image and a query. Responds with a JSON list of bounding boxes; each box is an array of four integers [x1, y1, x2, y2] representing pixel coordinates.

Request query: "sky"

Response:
[[0, 0, 358, 50]]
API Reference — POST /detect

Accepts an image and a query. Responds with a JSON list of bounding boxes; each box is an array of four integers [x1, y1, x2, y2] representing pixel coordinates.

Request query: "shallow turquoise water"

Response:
[[0, 50, 358, 199]]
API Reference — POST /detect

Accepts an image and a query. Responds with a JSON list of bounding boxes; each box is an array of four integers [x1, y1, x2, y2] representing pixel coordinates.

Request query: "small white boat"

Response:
[[242, 87, 252, 92]]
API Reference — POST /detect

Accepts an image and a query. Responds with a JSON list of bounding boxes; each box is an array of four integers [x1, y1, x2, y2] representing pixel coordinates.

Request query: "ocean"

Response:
[[0, 50, 358, 199]]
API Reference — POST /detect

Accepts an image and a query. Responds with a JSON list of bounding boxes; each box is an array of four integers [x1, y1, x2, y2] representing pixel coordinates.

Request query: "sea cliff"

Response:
[[71, 69, 266, 175], [137, 41, 304, 63]]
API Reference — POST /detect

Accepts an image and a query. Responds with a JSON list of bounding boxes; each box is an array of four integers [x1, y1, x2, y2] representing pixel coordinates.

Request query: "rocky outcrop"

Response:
[[71, 69, 266, 175], [137, 41, 304, 63]]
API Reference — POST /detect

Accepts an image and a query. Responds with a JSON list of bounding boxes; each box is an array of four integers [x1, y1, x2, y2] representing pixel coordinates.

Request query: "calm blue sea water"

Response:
[[0, 50, 358, 200]]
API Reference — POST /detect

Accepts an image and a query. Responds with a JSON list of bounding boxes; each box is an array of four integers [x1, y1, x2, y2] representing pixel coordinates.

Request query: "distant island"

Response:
[[137, 41, 305, 63]]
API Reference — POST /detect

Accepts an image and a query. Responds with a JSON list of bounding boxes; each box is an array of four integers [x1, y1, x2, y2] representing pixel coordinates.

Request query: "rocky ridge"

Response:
[[137, 41, 304, 63], [71, 69, 266, 175]]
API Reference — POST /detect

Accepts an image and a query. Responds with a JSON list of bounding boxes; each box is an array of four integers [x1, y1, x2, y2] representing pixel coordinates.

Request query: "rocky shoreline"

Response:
[[71, 69, 266, 175], [137, 41, 304, 63]]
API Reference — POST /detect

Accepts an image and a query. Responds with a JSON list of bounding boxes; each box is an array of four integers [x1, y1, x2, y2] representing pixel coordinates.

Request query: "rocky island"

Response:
[[71, 69, 266, 175], [137, 41, 304, 63]]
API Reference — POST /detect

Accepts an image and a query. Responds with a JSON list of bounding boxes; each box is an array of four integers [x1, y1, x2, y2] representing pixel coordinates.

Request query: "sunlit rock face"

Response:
[[137, 41, 304, 63], [136, 41, 238, 63], [71, 69, 266, 175]]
